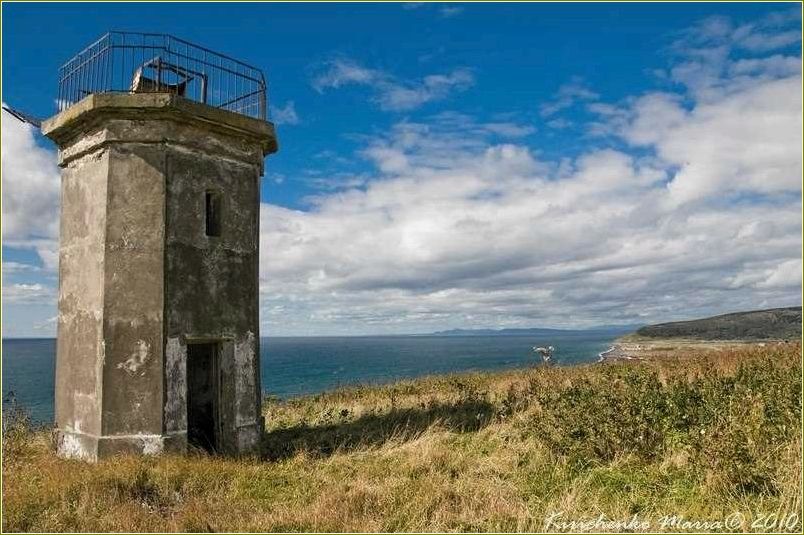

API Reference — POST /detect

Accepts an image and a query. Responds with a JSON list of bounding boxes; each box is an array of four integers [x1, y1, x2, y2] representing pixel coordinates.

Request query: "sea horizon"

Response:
[[1, 324, 638, 341], [2, 331, 620, 423]]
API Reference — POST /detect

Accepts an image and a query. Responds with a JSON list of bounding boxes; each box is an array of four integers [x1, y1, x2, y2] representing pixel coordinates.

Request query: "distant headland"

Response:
[[425, 325, 641, 337], [631, 306, 802, 341]]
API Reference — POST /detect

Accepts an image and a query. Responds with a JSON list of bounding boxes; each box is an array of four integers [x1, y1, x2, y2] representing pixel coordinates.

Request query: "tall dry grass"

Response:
[[2, 342, 801, 532]]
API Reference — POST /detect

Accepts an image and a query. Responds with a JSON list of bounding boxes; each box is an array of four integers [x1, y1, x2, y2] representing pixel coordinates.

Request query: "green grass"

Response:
[[2, 343, 801, 532]]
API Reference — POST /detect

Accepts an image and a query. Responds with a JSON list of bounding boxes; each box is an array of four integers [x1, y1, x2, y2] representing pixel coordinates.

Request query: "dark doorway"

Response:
[[187, 342, 219, 452]]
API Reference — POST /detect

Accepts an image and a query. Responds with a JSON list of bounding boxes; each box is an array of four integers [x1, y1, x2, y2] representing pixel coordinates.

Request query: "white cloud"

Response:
[[381, 69, 474, 111], [2, 261, 42, 275], [627, 77, 801, 205], [547, 118, 572, 130], [354, 112, 538, 176], [258, 95, 801, 333], [2, 283, 55, 304], [591, 13, 803, 207], [402, 2, 464, 18], [482, 122, 536, 138], [739, 29, 800, 52], [540, 79, 599, 117], [667, 11, 802, 101], [257, 15, 801, 333], [3, 12, 801, 336], [1, 107, 60, 270], [270, 100, 300, 125], [675, 11, 801, 54], [312, 58, 474, 111], [756, 259, 803, 290], [312, 59, 378, 92], [729, 54, 801, 77], [33, 315, 58, 331], [440, 6, 464, 18]]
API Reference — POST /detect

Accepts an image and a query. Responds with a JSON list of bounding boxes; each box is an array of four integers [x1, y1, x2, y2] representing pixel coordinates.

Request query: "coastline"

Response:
[[4, 342, 800, 532], [596, 344, 645, 363], [596, 337, 796, 363]]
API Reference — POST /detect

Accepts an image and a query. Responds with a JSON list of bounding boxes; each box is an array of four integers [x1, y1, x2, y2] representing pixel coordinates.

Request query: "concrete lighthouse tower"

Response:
[[41, 32, 277, 461]]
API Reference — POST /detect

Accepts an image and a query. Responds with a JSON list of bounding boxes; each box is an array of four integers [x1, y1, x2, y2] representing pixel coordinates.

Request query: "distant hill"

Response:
[[634, 306, 802, 341], [428, 325, 641, 337]]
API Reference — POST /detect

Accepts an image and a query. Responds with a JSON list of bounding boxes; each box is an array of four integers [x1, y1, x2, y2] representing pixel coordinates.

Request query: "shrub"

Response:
[[2, 392, 35, 462], [526, 366, 670, 462], [684, 351, 802, 492], [522, 345, 802, 495]]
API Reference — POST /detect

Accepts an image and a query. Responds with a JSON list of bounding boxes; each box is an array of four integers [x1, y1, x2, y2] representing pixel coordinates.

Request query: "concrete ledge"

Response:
[[162, 431, 188, 454], [42, 93, 278, 156], [97, 434, 166, 458], [56, 429, 192, 460], [53, 117, 266, 168], [56, 429, 100, 462], [55, 426, 264, 459]]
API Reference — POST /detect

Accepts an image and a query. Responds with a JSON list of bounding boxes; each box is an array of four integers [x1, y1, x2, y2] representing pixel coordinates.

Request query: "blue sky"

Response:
[[2, 2, 802, 337]]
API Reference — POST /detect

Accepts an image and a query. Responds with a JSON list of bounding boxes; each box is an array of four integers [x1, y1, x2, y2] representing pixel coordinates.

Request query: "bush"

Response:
[[523, 347, 802, 493], [2, 392, 35, 462], [685, 352, 801, 492], [526, 367, 670, 462], [2, 344, 800, 532]]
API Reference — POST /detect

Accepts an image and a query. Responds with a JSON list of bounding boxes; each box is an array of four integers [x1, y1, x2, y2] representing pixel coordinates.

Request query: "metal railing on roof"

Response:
[[57, 31, 267, 120]]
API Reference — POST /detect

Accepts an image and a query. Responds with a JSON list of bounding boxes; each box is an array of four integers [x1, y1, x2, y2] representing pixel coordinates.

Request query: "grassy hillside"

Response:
[[2, 343, 801, 532], [634, 307, 802, 341]]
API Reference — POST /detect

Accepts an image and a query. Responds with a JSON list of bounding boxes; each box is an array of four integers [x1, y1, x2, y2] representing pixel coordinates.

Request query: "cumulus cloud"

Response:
[[270, 100, 300, 125], [625, 77, 801, 205], [667, 10, 801, 100], [259, 88, 800, 334], [3, 12, 801, 336], [587, 12, 803, 206], [1, 107, 61, 270], [312, 58, 474, 111], [257, 15, 801, 333]]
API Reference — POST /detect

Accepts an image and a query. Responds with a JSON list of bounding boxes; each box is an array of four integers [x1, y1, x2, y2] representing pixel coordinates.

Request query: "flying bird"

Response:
[[533, 345, 555, 364]]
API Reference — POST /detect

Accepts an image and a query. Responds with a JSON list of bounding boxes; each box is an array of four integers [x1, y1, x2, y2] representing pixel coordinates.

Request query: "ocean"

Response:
[[2, 332, 618, 423]]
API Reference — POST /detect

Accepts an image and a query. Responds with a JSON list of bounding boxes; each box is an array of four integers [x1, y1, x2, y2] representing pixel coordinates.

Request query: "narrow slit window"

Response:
[[205, 191, 221, 237]]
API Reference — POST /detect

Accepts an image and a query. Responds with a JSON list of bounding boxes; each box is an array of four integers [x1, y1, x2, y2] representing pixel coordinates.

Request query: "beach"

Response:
[[597, 338, 795, 363]]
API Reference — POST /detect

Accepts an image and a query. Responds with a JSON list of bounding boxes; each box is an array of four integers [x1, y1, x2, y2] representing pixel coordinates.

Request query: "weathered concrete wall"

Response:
[[98, 142, 166, 455], [54, 148, 109, 461], [43, 93, 276, 460], [163, 132, 264, 454]]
